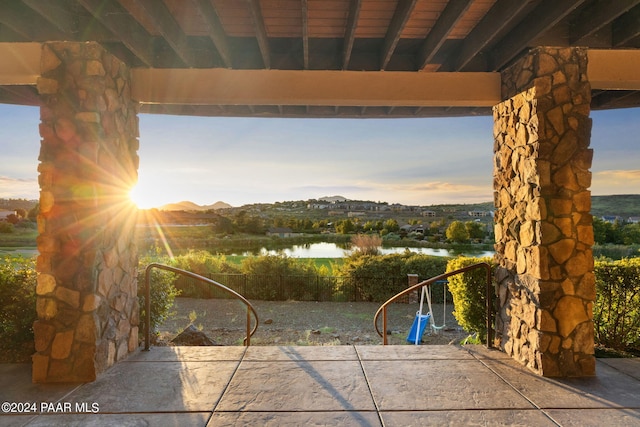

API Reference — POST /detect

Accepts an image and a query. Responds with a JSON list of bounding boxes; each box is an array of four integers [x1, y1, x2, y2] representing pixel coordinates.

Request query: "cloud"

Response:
[[0, 176, 39, 199], [592, 170, 640, 195], [596, 170, 640, 179]]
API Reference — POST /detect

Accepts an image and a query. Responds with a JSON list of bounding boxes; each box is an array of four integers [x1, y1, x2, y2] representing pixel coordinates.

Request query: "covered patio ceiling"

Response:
[[1, 0, 640, 118]]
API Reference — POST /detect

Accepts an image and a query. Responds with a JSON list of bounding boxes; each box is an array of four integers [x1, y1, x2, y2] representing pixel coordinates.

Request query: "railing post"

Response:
[[144, 264, 151, 351], [383, 306, 388, 345]]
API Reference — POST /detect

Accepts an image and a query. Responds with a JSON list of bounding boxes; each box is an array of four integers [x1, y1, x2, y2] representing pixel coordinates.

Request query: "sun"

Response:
[[129, 185, 157, 210]]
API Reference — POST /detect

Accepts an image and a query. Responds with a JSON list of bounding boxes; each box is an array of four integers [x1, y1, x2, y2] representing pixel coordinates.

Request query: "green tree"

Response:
[[622, 223, 640, 245], [211, 215, 234, 234], [27, 204, 39, 221], [362, 221, 377, 232], [0, 222, 14, 233], [383, 219, 399, 232], [244, 216, 264, 234], [335, 219, 355, 234], [446, 221, 470, 243], [465, 221, 485, 240], [233, 210, 248, 230], [593, 216, 608, 244]]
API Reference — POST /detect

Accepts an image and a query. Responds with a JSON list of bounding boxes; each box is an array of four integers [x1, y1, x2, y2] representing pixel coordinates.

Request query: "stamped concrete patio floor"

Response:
[[1, 345, 639, 426]]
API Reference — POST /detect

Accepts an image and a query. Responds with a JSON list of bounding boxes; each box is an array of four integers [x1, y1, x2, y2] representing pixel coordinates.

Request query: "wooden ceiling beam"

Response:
[[380, 0, 418, 70], [131, 68, 501, 107], [418, 0, 473, 70], [302, 0, 309, 69], [129, 0, 196, 67], [489, 0, 587, 71], [0, 2, 67, 40], [247, 0, 271, 69], [22, 0, 77, 34], [444, 0, 530, 71], [613, 5, 640, 46], [0, 43, 40, 85], [0, 85, 39, 105], [570, 0, 640, 44], [194, 0, 233, 68], [342, 0, 362, 69], [588, 49, 640, 90], [77, 0, 154, 66]]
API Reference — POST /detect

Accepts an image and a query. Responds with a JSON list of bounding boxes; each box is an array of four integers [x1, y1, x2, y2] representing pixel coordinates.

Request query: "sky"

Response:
[[1, 104, 639, 209]]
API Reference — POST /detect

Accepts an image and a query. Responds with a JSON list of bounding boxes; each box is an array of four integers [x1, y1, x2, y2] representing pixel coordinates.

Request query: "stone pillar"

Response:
[[33, 42, 140, 382], [493, 47, 595, 377], [407, 274, 419, 303]]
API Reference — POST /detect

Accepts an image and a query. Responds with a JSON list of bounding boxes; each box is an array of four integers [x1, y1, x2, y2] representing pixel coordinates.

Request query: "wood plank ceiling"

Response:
[[1, 0, 639, 118]]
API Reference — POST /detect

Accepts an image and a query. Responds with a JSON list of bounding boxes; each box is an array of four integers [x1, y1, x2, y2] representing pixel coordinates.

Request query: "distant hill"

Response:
[[591, 194, 640, 218], [158, 201, 232, 211], [319, 195, 347, 203], [0, 198, 37, 211]]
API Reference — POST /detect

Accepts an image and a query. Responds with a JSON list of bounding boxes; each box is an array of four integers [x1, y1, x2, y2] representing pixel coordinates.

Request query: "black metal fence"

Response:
[[173, 273, 450, 303], [174, 273, 411, 302]]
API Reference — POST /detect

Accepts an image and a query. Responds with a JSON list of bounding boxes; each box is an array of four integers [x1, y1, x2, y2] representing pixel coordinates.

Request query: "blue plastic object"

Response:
[[406, 313, 431, 344]]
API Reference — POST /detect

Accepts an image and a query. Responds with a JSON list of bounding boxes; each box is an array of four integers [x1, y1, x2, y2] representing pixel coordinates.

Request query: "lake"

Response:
[[241, 242, 494, 258]]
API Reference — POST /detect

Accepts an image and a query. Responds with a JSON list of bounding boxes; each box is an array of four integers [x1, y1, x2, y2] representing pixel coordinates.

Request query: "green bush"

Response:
[[338, 253, 449, 302], [0, 256, 37, 358], [446, 257, 493, 342], [594, 258, 640, 351], [170, 250, 241, 298], [241, 255, 319, 300], [137, 256, 180, 335], [0, 222, 15, 233]]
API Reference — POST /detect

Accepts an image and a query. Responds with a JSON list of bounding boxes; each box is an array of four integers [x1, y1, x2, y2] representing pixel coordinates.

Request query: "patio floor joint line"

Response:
[[466, 348, 562, 426], [354, 345, 385, 426]]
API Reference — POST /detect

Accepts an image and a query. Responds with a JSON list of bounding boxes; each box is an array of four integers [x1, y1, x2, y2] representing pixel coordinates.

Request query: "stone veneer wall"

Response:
[[493, 47, 595, 377], [33, 42, 140, 382]]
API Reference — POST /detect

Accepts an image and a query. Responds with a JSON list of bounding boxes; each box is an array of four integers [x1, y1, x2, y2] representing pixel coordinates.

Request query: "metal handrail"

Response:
[[373, 262, 493, 347], [143, 263, 259, 350]]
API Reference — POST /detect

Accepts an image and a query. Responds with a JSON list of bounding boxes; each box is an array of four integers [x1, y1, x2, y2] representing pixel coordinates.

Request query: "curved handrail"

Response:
[[143, 263, 259, 350], [373, 262, 493, 347]]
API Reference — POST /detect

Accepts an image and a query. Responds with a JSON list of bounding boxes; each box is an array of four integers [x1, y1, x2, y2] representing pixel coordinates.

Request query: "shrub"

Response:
[[241, 255, 319, 300], [0, 256, 37, 359], [0, 222, 15, 233], [446, 257, 493, 342], [594, 258, 640, 351], [170, 250, 241, 298], [137, 256, 180, 336], [338, 253, 449, 302]]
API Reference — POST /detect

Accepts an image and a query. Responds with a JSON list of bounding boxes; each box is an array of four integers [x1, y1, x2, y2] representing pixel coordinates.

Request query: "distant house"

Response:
[[421, 210, 436, 217], [468, 211, 488, 217], [400, 224, 425, 234], [266, 227, 295, 238], [601, 215, 622, 223], [347, 211, 366, 218], [307, 203, 329, 209], [628, 216, 640, 224]]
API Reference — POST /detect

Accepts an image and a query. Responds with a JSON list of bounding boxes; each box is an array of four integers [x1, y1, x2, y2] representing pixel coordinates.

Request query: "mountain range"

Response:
[[157, 201, 232, 211], [153, 194, 640, 217]]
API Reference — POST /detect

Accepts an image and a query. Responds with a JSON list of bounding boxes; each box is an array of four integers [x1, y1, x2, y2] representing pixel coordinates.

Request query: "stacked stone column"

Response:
[[493, 47, 595, 376], [33, 42, 140, 382]]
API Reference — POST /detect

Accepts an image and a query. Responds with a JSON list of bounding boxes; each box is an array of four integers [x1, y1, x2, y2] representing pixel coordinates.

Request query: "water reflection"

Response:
[[239, 242, 494, 258]]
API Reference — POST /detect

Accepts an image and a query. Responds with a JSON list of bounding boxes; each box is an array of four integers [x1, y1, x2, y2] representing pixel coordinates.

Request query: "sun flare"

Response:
[[129, 185, 157, 210]]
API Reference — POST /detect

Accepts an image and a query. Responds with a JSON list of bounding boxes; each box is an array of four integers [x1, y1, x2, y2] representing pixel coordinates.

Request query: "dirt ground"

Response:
[[156, 297, 469, 347]]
